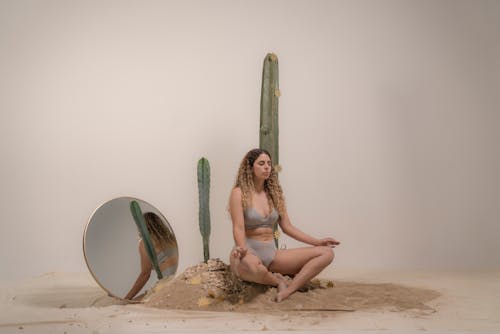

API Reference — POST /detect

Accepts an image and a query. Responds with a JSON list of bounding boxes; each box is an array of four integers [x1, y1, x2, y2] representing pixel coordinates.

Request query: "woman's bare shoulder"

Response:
[[231, 187, 242, 198], [137, 239, 147, 254], [230, 187, 243, 210]]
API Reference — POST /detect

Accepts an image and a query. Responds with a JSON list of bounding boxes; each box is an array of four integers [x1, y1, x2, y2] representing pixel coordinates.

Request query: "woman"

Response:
[[229, 148, 340, 302], [125, 212, 178, 300]]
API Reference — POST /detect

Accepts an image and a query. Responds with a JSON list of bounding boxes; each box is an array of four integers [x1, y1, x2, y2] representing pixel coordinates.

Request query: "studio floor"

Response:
[[0, 269, 498, 334]]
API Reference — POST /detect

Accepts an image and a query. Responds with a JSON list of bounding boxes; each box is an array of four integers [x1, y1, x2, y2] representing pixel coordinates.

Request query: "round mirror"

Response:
[[83, 197, 179, 300]]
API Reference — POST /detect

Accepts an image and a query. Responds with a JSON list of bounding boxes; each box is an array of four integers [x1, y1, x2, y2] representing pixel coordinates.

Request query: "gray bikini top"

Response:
[[244, 207, 279, 230], [156, 247, 178, 264], [156, 247, 178, 277]]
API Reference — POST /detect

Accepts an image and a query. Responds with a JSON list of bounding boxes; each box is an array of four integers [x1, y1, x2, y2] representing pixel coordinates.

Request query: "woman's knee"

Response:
[[239, 263, 271, 284], [248, 262, 269, 277], [239, 256, 265, 275], [318, 246, 334, 264]]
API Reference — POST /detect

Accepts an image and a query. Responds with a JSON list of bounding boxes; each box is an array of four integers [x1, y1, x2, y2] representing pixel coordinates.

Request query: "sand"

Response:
[[144, 259, 440, 315], [1, 266, 499, 333]]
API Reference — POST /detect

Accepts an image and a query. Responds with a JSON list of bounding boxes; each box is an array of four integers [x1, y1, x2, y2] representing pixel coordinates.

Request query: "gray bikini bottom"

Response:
[[246, 238, 277, 268]]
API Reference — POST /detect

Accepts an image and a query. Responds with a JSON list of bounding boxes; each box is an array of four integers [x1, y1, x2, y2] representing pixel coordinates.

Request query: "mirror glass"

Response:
[[83, 197, 179, 300]]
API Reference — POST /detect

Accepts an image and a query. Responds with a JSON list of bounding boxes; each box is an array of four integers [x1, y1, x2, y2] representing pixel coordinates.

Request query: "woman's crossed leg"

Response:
[[230, 249, 288, 292], [269, 246, 334, 302]]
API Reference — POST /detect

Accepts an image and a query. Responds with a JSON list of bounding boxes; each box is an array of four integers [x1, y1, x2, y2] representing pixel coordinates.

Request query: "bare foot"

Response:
[[272, 273, 289, 302], [274, 289, 289, 303], [277, 279, 287, 293], [273, 273, 288, 288]]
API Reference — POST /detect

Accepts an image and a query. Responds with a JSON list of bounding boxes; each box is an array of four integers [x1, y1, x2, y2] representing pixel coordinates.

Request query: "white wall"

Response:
[[1, 0, 499, 282]]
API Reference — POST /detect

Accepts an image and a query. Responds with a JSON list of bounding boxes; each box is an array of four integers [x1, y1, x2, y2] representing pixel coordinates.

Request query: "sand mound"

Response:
[[143, 259, 440, 314]]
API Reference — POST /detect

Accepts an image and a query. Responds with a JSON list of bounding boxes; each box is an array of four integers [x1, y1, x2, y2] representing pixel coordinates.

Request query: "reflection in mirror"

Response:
[[83, 197, 178, 301]]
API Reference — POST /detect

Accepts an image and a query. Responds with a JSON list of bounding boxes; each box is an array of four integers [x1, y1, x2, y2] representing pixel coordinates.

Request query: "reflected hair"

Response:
[[143, 212, 177, 251], [233, 148, 285, 217]]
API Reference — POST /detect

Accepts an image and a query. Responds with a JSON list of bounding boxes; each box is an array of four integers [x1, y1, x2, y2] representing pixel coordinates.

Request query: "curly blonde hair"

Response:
[[233, 148, 285, 217]]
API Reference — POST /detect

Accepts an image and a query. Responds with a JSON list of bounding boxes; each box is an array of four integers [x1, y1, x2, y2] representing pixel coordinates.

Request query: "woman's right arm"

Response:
[[124, 241, 152, 300], [229, 187, 247, 257]]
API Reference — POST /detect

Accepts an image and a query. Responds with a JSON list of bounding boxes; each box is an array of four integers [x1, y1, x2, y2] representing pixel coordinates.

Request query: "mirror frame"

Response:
[[82, 196, 178, 300]]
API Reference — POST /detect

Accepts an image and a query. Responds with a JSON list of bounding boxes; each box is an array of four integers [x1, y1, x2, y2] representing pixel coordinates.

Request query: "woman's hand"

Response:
[[231, 246, 248, 260], [316, 237, 340, 247]]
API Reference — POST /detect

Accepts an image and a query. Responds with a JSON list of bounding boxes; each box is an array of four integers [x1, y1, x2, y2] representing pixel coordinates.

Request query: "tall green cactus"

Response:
[[260, 53, 280, 165], [130, 200, 163, 279], [260, 53, 280, 248], [197, 157, 211, 262]]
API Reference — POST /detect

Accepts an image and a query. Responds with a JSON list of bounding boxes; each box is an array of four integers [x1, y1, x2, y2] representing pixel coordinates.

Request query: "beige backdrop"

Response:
[[1, 0, 499, 282]]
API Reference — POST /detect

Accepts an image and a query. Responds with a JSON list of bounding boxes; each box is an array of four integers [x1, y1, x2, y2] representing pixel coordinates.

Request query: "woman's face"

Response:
[[252, 153, 272, 180]]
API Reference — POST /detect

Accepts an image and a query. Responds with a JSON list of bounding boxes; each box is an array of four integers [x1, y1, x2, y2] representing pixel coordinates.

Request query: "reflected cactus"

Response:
[[197, 157, 211, 262], [130, 200, 163, 279]]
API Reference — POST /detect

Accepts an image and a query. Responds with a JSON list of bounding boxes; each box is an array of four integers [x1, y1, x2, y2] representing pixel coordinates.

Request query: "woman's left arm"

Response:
[[278, 207, 340, 247]]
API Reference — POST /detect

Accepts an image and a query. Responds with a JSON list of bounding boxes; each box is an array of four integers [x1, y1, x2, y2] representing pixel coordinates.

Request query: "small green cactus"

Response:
[[130, 200, 163, 279], [259, 53, 281, 248], [197, 157, 211, 262]]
